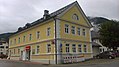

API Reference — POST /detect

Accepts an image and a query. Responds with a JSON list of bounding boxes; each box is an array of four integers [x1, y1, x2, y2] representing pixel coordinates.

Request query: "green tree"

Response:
[[99, 20, 119, 50]]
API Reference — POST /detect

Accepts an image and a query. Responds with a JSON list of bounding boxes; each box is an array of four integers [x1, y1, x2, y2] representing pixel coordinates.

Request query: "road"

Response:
[[0, 58, 119, 67]]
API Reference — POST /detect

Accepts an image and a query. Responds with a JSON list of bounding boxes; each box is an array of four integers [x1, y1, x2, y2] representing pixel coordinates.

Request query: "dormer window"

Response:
[[72, 14, 79, 20]]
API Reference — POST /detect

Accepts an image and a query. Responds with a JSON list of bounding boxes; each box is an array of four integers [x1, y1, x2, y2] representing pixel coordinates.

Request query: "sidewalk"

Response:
[[0, 58, 49, 65]]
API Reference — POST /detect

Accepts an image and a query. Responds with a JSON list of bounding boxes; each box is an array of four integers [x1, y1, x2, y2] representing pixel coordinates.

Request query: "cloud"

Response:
[[0, 0, 119, 33]]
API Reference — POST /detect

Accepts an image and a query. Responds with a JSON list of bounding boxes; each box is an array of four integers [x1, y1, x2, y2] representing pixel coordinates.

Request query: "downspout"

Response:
[[54, 18, 57, 64]]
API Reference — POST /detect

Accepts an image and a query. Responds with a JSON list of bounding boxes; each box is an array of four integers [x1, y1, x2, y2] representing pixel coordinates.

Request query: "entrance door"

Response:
[[26, 50, 30, 60]]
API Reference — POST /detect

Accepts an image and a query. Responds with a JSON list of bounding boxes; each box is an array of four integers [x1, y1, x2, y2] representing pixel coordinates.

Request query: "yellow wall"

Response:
[[9, 20, 55, 48]]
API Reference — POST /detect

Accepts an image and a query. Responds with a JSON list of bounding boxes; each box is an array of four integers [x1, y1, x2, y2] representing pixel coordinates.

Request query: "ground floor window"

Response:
[[47, 44, 51, 53]]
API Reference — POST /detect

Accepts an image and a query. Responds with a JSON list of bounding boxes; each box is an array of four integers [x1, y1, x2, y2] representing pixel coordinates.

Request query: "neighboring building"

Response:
[[91, 31, 107, 56], [9, 1, 92, 64], [0, 41, 9, 55]]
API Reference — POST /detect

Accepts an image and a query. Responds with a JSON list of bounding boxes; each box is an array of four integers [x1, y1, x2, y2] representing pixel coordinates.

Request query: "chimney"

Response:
[[43, 10, 49, 19]]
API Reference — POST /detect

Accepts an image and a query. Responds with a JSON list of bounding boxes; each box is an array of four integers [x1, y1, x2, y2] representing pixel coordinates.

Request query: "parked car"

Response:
[[112, 50, 119, 57], [96, 51, 116, 59], [0, 54, 8, 59]]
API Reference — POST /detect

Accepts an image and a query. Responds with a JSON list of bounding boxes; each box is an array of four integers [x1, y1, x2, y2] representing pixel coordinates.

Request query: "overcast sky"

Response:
[[0, 0, 119, 34]]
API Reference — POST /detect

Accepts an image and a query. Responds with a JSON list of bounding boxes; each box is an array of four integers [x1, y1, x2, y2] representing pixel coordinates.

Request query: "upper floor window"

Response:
[[78, 44, 82, 52], [18, 37, 20, 43], [77, 27, 80, 35], [23, 36, 25, 42], [72, 44, 76, 52], [10, 40, 12, 45], [82, 29, 86, 36], [29, 34, 32, 41], [47, 44, 51, 53], [37, 31, 40, 39], [66, 44, 70, 53], [65, 24, 69, 34], [72, 14, 79, 20], [84, 45, 87, 52], [47, 27, 51, 36], [14, 39, 16, 44], [36, 45, 40, 54], [71, 26, 76, 34]]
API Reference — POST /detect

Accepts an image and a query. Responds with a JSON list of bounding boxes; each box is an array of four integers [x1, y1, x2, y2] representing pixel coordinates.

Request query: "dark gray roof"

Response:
[[13, 1, 76, 35], [91, 31, 100, 39], [92, 42, 101, 47]]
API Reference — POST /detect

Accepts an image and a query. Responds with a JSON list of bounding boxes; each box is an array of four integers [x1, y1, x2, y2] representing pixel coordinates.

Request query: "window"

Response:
[[72, 14, 79, 20], [23, 36, 25, 42], [47, 44, 51, 53], [10, 40, 12, 45], [29, 34, 32, 41], [65, 24, 69, 33], [77, 27, 80, 35], [36, 45, 40, 54], [47, 27, 51, 36], [14, 49, 15, 54], [32, 49, 35, 54], [71, 26, 75, 34], [18, 49, 20, 54], [18, 37, 20, 43], [84, 45, 87, 52], [66, 44, 69, 53], [78, 44, 82, 52], [82, 29, 86, 36], [37, 31, 40, 39], [72, 44, 76, 52], [14, 39, 16, 44]]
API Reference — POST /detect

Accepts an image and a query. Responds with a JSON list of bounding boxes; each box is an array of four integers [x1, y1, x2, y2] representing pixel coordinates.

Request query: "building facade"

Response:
[[0, 41, 8, 55], [9, 1, 92, 64]]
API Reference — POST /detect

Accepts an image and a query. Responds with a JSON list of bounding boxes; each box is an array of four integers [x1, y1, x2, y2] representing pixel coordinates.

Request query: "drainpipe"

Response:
[[54, 18, 57, 64]]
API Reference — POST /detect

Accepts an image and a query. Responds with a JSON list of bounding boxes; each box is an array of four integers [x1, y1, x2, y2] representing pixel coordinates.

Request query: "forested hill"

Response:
[[88, 17, 111, 24], [0, 33, 14, 42]]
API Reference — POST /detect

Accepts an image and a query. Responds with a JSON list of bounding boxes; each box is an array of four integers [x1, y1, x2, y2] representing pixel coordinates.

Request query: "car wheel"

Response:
[[109, 56, 113, 59], [96, 56, 100, 59]]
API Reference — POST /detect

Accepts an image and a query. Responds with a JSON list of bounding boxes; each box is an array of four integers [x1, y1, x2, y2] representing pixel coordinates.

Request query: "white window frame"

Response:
[[29, 34, 32, 41], [66, 44, 70, 53], [18, 37, 20, 44], [47, 44, 51, 53], [47, 27, 51, 36], [23, 36, 25, 42], [71, 26, 76, 35], [84, 45, 87, 53], [36, 45, 40, 55], [77, 27, 80, 35], [72, 44, 76, 52], [36, 31, 40, 39], [78, 44, 82, 53], [65, 24, 70, 34], [82, 29, 86, 36]]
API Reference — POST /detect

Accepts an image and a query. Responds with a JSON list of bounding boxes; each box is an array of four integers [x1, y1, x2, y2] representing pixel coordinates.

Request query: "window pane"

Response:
[[65, 24, 69, 33], [83, 29, 86, 36], [71, 26, 75, 34], [77, 28, 80, 35], [47, 28, 51, 36], [37, 31, 40, 39], [72, 44, 76, 52], [84, 45, 87, 52], [66, 44, 69, 52], [78, 44, 82, 52], [36, 45, 40, 54], [47, 44, 51, 53]]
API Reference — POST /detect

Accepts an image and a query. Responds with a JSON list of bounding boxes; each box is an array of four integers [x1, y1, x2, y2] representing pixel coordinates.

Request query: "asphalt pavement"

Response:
[[0, 58, 119, 67]]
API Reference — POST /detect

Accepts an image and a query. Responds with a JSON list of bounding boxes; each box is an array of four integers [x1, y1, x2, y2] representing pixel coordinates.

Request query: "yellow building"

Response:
[[9, 1, 92, 64]]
